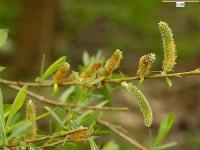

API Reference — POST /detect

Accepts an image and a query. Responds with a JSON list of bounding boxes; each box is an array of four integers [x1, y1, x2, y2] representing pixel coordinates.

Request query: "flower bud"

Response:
[[137, 53, 156, 80], [54, 62, 70, 84], [81, 62, 102, 78], [103, 49, 123, 77]]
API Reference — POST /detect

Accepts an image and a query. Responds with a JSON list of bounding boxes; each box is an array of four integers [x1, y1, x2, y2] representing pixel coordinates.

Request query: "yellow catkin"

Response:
[[103, 49, 123, 77], [121, 82, 153, 127], [137, 53, 156, 80], [67, 127, 90, 141], [81, 62, 102, 78], [54, 62, 70, 84], [158, 21, 177, 74], [24, 100, 37, 141], [8, 138, 19, 150]]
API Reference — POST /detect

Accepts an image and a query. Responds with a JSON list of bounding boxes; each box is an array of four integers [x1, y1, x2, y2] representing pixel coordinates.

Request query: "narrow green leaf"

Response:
[[0, 29, 8, 48], [101, 84, 112, 104], [0, 89, 5, 142], [166, 77, 172, 88], [88, 121, 96, 133], [89, 139, 99, 150], [59, 86, 75, 102], [77, 101, 107, 126], [102, 140, 120, 150], [11, 123, 31, 137], [156, 142, 177, 150], [41, 56, 66, 80], [45, 106, 65, 128], [154, 114, 175, 147], [40, 54, 46, 78], [0, 66, 5, 72], [10, 112, 49, 131], [6, 86, 27, 126], [83, 51, 90, 66], [0, 89, 5, 129]]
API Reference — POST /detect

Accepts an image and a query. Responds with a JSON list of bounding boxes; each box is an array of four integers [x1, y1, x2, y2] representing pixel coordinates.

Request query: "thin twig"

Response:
[[38, 139, 66, 149], [0, 69, 199, 87], [7, 85, 128, 112], [97, 119, 148, 150], [0, 78, 52, 87], [105, 69, 200, 83]]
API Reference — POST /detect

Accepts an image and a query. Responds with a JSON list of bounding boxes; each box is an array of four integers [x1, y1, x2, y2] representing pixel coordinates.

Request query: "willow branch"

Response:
[[0, 69, 199, 87], [105, 68, 200, 83], [7, 85, 128, 112], [0, 128, 87, 149], [97, 119, 148, 150]]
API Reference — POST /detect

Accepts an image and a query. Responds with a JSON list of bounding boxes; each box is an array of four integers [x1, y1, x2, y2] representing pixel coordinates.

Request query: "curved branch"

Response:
[[7, 85, 128, 112], [0, 69, 199, 87]]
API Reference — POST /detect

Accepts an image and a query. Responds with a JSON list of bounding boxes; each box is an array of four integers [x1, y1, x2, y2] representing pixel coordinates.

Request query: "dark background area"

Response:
[[0, 0, 199, 149]]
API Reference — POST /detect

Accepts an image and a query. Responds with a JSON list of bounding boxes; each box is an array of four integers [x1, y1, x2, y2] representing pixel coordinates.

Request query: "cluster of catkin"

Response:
[[137, 21, 176, 80], [53, 21, 176, 128], [122, 21, 177, 127], [54, 49, 123, 88]]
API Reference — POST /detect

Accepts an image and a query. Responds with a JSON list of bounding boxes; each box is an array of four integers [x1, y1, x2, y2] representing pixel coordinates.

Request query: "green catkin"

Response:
[[103, 49, 123, 77], [121, 82, 153, 127], [158, 21, 177, 74], [24, 100, 37, 141], [137, 53, 156, 80]]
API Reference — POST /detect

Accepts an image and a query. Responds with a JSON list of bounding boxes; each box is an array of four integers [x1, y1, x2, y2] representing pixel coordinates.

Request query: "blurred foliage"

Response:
[[0, 0, 19, 28], [61, 0, 200, 60], [0, 0, 200, 61]]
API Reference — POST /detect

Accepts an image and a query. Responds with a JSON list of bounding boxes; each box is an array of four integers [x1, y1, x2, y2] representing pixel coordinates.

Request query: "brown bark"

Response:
[[13, 0, 58, 76]]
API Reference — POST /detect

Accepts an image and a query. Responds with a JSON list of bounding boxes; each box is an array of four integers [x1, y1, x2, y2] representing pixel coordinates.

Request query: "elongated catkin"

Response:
[[159, 21, 177, 74], [121, 82, 153, 127]]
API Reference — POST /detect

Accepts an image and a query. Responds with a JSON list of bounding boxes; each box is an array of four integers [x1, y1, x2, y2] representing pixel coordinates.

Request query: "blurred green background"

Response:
[[0, 0, 200, 149]]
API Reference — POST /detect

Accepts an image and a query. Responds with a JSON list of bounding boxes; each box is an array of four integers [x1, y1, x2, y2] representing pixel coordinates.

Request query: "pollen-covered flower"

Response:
[[158, 21, 177, 74], [67, 127, 90, 141], [81, 61, 102, 78], [24, 100, 37, 141], [137, 53, 156, 80], [121, 82, 153, 127], [103, 49, 123, 77], [54, 62, 70, 84]]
